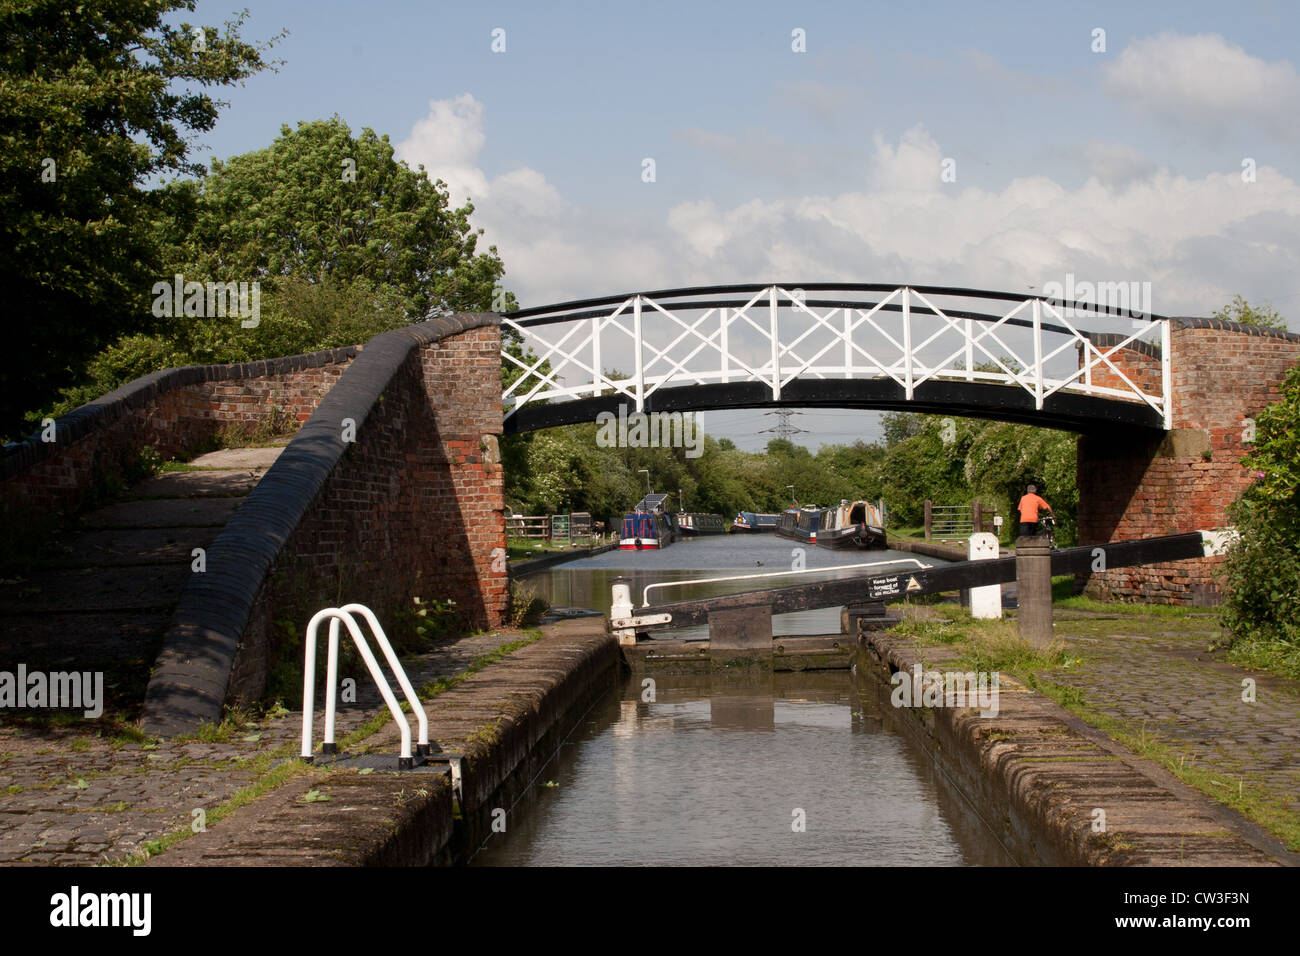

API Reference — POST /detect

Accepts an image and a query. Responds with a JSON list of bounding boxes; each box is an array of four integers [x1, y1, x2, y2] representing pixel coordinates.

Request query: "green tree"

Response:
[[41, 117, 518, 416], [692, 437, 758, 516], [1220, 361, 1300, 675], [497, 409, 1078, 547], [763, 439, 855, 510], [0, 1, 282, 439], [964, 422, 1078, 544], [150, 117, 509, 363], [876, 416, 975, 526], [818, 440, 887, 497], [165, 117, 507, 317], [1213, 295, 1287, 331], [881, 411, 925, 446]]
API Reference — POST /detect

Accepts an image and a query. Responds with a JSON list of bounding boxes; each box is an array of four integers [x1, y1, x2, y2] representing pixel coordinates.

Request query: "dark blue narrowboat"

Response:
[[619, 493, 677, 550], [728, 511, 781, 533]]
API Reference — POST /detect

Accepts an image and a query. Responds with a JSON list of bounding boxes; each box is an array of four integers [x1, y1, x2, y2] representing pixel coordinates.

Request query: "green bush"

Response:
[[508, 582, 549, 628], [1220, 361, 1300, 668]]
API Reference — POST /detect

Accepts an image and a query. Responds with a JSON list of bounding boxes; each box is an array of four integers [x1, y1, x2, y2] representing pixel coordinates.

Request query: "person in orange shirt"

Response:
[[1016, 484, 1053, 537]]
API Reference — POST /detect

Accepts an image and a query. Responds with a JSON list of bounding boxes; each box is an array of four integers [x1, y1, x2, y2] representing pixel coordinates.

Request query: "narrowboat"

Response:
[[675, 512, 726, 535], [775, 506, 823, 544], [775, 499, 887, 550], [728, 511, 782, 533], [619, 493, 677, 550]]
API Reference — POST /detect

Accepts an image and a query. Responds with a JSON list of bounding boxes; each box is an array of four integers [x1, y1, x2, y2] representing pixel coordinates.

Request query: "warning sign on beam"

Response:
[[867, 575, 904, 600]]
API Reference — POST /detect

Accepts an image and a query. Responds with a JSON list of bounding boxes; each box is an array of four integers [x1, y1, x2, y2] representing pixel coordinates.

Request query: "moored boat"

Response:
[[775, 506, 822, 544], [729, 511, 781, 533], [675, 512, 725, 535], [619, 493, 677, 550], [775, 499, 886, 549]]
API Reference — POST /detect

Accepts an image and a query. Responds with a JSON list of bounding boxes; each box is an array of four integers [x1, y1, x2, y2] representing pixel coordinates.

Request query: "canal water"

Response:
[[520, 535, 935, 639], [475, 534, 1013, 865]]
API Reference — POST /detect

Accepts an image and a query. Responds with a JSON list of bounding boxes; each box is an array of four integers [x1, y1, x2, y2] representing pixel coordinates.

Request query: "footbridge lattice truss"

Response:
[[500, 284, 1173, 433]]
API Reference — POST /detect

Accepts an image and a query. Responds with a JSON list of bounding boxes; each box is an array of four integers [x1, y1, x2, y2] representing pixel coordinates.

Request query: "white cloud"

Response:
[[662, 125, 1300, 318], [868, 125, 946, 194], [667, 199, 788, 259], [396, 94, 489, 203], [1102, 33, 1300, 140], [396, 95, 602, 301], [397, 98, 1300, 324]]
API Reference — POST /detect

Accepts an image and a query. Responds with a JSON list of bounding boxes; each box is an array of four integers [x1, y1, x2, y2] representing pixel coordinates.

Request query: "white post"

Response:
[[1161, 318, 1174, 430], [903, 289, 914, 400], [337, 614, 414, 762], [844, 309, 853, 378], [300, 607, 417, 765], [1032, 297, 1044, 409], [968, 532, 1002, 619], [591, 315, 602, 397], [611, 579, 633, 620], [300, 610, 328, 759], [610, 578, 636, 646], [965, 318, 974, 381], [322, 616, 341, 753], [769, 286, 781, 401], [633, 296, 645, 412], [341, 603, 430, 753], [720, 307, 730, 383]]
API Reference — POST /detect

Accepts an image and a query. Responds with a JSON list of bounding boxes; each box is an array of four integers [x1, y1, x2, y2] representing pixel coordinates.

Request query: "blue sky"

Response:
[[185, 1, 1300, 448]]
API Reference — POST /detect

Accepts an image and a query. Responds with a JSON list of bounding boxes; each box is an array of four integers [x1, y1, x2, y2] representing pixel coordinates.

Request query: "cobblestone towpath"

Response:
[[0, 628, 528, 865], [1037, 608, 1300, 853]]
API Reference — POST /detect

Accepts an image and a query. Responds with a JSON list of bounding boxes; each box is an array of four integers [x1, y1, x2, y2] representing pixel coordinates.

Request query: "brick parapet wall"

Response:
[[1078, 322, 1300, 604], [1078, 333, 1164, 397], [0, 347, 357, 517], [142, 315, 506, 734]]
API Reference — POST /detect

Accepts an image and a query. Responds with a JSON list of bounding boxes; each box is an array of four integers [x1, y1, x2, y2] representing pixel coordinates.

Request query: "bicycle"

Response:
[[1039, 513, 1057, 550]]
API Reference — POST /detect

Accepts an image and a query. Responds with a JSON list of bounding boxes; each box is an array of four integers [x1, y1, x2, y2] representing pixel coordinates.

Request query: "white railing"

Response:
[[300, 603, 430, 769], [503, 285, 1173, 429]]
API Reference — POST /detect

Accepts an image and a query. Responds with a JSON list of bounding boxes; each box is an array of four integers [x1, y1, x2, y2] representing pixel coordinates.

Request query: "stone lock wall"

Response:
[[1077, 319, 1300, 604]]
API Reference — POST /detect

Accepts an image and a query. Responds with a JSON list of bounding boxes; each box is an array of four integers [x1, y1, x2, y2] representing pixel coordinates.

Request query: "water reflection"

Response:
[[471, 668, 1013, 867]]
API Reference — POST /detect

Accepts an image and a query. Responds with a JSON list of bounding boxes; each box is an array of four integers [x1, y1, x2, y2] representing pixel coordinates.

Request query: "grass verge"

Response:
[[1222, 640, 1300, 683], [885, 603, 1300, 852]]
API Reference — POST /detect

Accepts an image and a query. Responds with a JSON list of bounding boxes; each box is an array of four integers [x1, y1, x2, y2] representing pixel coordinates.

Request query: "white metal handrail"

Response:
[[336, 603, 429, 755], [300, 604, 430, 768], [639, 558, 930, 608], [504, 285, 1173, 429]]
